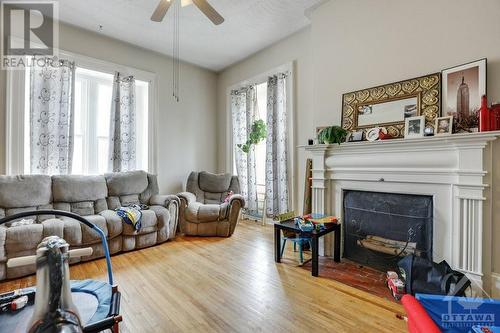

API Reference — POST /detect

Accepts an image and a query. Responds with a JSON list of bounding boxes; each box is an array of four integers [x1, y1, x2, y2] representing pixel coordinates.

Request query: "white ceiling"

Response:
[[57, 0, 323, 71]]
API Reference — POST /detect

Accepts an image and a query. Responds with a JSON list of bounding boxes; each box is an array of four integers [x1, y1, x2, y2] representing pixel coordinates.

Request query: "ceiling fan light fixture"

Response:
[[181, 0, 193, 7]]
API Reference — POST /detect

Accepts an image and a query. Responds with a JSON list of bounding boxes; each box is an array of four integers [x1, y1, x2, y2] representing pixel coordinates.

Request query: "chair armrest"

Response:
[[227, 194, 245, 208], [150, 194, 180, 208], [177, 192, 197, 206]]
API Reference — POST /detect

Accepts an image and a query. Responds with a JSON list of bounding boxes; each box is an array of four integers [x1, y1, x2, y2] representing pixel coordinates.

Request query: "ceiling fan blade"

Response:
[[151, 0, 172, 22], [192, 0, 225, 25]]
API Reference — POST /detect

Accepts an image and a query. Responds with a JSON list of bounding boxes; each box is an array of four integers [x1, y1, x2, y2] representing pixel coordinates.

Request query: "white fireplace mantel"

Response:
[[302, 131, 500, 292]]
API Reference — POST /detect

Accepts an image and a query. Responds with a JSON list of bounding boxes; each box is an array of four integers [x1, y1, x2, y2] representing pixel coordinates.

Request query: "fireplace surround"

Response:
[[304, 131, 500, 293]]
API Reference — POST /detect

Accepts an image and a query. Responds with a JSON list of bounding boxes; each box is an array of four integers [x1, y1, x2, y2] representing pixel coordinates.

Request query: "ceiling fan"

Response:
[[151, 0, 225, 25]]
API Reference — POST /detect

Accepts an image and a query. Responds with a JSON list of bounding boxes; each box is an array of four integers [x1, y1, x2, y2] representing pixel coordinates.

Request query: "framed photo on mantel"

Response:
[[442, 58, 487, 133]]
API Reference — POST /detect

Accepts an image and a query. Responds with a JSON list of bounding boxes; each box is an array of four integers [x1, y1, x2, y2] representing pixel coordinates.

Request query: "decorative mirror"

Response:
[[341, 73, 441, 138]]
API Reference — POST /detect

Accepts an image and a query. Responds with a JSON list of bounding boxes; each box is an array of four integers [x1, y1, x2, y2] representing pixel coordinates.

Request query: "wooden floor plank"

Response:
[[0, 220, 407, 332]]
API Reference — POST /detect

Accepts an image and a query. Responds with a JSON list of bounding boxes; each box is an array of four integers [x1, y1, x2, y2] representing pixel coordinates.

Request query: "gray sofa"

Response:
[[178, 171, 245, 237], [0, 171, 179, 281]]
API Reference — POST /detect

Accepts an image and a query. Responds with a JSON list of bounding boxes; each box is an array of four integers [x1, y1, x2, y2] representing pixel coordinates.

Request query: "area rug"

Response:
[[301, 257, 397, 302]]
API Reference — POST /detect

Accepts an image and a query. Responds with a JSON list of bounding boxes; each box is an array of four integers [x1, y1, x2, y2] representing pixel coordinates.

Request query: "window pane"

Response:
[[97, 83, 112, 137], [135, 80, 149, 171], [255, 82, 267, 190], [97, 137, 109, 174], [73, 136, 83, 175], [74, 80, 83, 136]]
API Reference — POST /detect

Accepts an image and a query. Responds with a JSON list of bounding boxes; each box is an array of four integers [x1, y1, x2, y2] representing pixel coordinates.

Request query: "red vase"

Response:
[[491, 104, 500, 131], [479, 95, 490, 132]]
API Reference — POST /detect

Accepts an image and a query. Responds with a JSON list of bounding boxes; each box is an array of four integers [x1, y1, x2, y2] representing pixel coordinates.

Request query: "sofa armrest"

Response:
[[150, 194, 180, 208], [150, 195, 180, 239]]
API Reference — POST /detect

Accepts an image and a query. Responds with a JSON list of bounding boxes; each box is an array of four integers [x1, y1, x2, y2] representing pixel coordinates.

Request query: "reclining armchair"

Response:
[[178, 172, 245, 237]]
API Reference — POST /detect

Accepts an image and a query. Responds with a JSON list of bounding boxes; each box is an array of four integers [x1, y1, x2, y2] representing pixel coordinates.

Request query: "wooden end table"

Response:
[[274, 220, 341, 277]]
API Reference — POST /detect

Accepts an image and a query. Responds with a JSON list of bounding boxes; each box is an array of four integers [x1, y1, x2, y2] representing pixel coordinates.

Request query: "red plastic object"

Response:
[[480, 95, 490, 132], [401, 295, 441, 333], [491, 104, 500, 131]]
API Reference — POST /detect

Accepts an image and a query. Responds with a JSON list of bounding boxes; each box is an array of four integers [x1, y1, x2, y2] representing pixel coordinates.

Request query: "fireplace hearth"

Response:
[[343, 190, 433, 272]]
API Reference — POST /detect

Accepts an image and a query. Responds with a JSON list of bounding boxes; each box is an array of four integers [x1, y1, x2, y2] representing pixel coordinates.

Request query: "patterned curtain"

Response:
[[109, 72, 137, 172], [231, 87, 258, 215], [30, 57, 76, 175], [265, 74, 289, 217]]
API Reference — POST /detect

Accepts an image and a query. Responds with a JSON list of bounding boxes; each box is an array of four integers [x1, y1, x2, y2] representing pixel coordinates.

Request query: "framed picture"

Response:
[[341, 73, 441, 138], [442, 59, 487, 132], [404, 116, 425, 139], [435, 116, 453, 136]]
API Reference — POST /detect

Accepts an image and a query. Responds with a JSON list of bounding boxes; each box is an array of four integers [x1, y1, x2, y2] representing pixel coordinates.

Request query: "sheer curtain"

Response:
[[109, 72, 137, 172], [231, 87, 258, 215], [265, 74, 289, 217], [30, 58, 76, 175]]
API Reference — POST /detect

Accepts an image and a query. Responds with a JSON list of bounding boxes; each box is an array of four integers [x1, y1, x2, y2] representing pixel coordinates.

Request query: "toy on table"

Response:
[[386, 270, 406, 300], [294, 218, 314, 232], [302, 214, 338, 225]]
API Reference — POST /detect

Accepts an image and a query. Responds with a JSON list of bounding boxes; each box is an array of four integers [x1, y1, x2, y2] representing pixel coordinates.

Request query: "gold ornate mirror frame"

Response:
[[341, 73, 441, 138]]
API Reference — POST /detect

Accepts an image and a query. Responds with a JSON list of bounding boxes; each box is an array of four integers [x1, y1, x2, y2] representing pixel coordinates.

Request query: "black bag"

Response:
[[398, 255, 470, 296]]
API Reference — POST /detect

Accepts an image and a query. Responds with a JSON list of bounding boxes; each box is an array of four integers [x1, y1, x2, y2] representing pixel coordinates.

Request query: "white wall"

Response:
[[217, 0, 500, 291], [217, 28, 314, 212], [0, 22, 218, 194], [310, 0, 500, 282]]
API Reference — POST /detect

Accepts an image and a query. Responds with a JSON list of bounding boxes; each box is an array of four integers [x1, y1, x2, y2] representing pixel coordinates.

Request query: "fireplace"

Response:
[[343, 190, 433, 271], [304, 132, 500, 292]]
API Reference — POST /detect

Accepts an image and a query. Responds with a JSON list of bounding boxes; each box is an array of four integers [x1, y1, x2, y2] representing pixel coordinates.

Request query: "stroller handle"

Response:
[[7, 247, 94, 268], [0, 210, 114, 285]]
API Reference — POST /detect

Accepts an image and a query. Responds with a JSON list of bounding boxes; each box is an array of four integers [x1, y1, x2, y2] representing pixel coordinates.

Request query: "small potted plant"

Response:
[[237, 119, 267, 153], [318, 126, 348, 145]]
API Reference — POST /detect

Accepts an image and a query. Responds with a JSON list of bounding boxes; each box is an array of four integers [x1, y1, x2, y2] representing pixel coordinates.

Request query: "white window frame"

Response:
[[5, 46, 159, 175], [225, 62, 296, 214]]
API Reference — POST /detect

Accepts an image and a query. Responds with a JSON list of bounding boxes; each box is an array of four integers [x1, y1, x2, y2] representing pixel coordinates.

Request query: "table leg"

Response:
[[312, 235, 319, 277], [334, 227, 341, 263], [274, 226, 281, 263]]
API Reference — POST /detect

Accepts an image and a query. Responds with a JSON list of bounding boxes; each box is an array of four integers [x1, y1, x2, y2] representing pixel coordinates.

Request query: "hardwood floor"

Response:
[[0, 220, 407, 332]]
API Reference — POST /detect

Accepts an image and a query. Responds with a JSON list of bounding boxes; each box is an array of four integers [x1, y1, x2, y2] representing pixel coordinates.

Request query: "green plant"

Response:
[[238, 119, 267, 153], [318, 126, 348, 145]]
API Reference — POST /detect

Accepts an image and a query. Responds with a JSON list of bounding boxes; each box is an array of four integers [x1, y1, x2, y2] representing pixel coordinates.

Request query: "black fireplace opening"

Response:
[[343, 190, 433, 272]]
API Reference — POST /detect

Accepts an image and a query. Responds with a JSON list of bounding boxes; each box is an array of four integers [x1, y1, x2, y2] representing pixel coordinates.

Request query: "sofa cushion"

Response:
[[198, 172, 232, 193], [5, 223, 44, 254], [81, 215, 108, 245], [185, 202, 224, 223], [60, 217, 83, 246], [99, 210, 123, 238], [204, 192, 225, 205], [121, 210, 157, 235], [105, 171, 148, 196], [42, 218, 64, 238], [0, 175, 52, 208], [52, 175, 107, 203]]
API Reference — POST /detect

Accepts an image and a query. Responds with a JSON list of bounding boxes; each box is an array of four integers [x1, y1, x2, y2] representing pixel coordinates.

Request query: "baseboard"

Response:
[[492, 273, 500, 298]]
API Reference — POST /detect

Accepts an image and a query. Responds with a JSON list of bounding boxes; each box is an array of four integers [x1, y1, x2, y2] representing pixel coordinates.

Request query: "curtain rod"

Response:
[[231, 70, 291, 95]]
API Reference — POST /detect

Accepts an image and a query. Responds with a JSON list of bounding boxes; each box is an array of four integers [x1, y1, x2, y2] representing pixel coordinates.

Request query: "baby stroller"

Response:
[[0, 210, 122, 333]]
